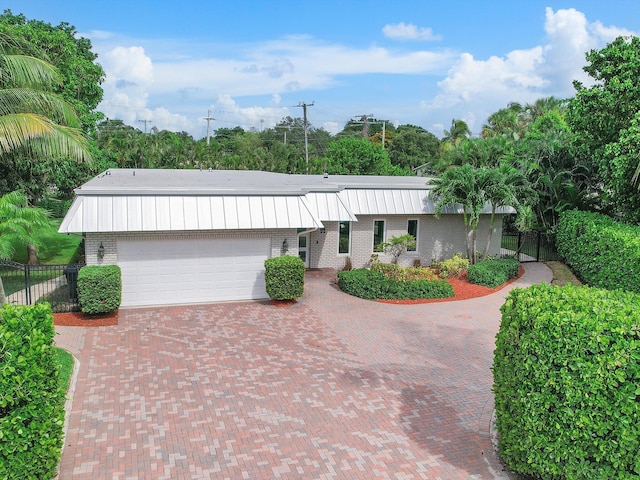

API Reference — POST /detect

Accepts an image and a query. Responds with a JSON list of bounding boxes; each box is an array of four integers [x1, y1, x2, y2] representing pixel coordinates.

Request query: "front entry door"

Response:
[[298, 234, 310, 268]]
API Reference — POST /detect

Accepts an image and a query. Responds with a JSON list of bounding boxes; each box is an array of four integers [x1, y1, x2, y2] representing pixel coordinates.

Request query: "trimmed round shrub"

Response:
[[264, 255, 305, 300], [494, 284, 640, 479], [337, 268, 453, 300], [77, 265, 122, 314], [467, 257, 520, 288]]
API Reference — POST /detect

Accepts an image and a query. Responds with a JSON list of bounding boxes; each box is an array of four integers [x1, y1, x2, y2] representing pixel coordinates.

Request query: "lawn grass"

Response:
[[55, 347, 74, 393], [8, 218, 81, 265], [546, 261, 583, 287]]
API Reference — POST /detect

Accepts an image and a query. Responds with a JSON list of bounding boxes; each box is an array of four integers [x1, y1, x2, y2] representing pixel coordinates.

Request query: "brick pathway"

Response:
[[55, 263, 552, 479]]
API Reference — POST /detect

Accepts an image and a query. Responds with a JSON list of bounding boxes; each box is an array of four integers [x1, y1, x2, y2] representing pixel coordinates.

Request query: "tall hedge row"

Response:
[[0, 304, 65, 479], [557, 210, 640, 293], [494, 284, 640, 479]]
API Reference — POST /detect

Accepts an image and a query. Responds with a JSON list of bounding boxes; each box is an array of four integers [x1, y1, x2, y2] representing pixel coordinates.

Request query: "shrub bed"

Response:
[[77, 265, 122, 314], [337, 268, 453, 300], [264, 255, 305, 300], [467, 258, 520, 288], [494, 284, 640, 479], [438, 253, 469, 278], [0, 304, 65, 480], [557, 210, 640, 293]]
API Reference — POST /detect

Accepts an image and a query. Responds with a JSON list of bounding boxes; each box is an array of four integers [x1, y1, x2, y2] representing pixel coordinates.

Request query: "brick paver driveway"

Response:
[[56, 263, 551, 479]]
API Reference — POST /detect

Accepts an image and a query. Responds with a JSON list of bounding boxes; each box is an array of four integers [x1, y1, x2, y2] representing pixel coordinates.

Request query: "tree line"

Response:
[[2, 9, 640, 246]]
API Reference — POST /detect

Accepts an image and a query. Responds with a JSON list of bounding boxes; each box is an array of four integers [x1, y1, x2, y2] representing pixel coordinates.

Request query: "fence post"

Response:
[[536, 232, 542, 262], [24, 264, 31, 305]]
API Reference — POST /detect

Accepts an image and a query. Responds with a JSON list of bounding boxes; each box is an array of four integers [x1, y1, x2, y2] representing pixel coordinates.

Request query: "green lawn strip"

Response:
[[55, 347, 74, 393], [545, 261, 583, 287]]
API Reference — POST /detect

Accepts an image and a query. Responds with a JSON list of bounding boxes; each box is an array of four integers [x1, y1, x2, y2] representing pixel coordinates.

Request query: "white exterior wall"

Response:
[[85, 229, 299, 266], [308, 214, 505, 269], [84, 215, 505, 270]]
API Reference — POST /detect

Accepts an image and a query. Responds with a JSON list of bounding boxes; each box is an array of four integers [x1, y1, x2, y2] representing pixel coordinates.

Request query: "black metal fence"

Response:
[[0, 261, 85, 313], [500, 231, 561, 263]]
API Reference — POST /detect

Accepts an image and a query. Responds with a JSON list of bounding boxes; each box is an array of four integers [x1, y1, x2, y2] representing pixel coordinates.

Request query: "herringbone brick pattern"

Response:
[[55, 263, 552, 479]]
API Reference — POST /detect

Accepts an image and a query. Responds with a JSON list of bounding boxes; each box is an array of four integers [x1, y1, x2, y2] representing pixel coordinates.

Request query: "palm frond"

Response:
[[0, 53, 61, 89], [0, 88, 81, 125], [0, 113, 91, 161]]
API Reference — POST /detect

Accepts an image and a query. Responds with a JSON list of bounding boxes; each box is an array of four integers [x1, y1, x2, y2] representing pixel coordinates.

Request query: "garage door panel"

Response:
[[118, 237, 270, 307]]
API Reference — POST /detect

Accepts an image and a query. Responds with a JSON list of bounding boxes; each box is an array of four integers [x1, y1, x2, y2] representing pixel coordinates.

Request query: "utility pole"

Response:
[[292, 102, 314, 173], [138, 119, 152, 133], [204, 110, 214, 146], [351, 115, 386, 149]]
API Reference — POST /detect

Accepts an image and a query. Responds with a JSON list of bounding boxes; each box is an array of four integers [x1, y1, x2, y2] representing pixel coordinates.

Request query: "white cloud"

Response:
[[322, 121, 340, 135], [213, 94, 291, 131], [383, 22, 442, 41], [422, 7, 639, 135]]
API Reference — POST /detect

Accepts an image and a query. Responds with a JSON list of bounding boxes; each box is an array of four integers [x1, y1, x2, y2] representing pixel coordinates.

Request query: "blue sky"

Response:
[[5, 1, 640, 138]]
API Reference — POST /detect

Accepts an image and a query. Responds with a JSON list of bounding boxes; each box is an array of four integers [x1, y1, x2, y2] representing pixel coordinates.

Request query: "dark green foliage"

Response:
[[264, 255, 305, 300], [494, 284, 640, 479], [0, 303, 65, 479], [77, 265, 122, 314], [557, 210, 640, 293], [337, 268, 453, 300], [467, 258, 520, 288]]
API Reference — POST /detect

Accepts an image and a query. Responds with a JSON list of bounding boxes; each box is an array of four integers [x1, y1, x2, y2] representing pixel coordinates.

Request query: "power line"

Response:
[[291, 102, 314, 173], [203, 110, 215, 146], [138, 119, 153, 133]]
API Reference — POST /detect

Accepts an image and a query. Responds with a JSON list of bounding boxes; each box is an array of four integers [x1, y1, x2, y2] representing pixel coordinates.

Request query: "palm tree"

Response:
[[0, 191, 50, 304], [430, 164, 491, 264], [441, 118, 471, 152], [0, 34, 90, 275]]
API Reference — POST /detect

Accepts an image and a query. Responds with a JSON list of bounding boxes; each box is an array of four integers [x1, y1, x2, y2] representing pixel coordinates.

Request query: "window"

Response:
[[373, 220, 385, 251], [407, 219, 418, 251], [338, 221, 350, 254]]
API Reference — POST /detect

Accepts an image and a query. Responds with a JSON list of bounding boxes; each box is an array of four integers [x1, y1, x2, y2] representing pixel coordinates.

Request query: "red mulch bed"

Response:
[[53, 310, 119, 327], [377, 266, 524, 304]]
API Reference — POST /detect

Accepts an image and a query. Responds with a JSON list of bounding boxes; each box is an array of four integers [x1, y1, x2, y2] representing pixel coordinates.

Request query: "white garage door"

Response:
[[118, 237, 270, 307]]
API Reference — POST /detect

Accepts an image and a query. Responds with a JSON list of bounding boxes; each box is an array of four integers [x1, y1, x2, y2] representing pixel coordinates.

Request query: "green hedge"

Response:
[[77, 265, 122, 314], [494, 284, 640, 479], [557, 210, 640, 293], [467, 258, 520, 288], [0, 304, 65, 480], [264, 255, 305, 300], [337, 268, 454, 300]]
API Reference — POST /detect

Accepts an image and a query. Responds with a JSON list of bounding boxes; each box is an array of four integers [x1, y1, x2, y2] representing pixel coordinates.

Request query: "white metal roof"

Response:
[[59, 169, 513, 234], [304, 192, 357, 222], [338, 189, 514, 215], [59, 195, 322, 233]]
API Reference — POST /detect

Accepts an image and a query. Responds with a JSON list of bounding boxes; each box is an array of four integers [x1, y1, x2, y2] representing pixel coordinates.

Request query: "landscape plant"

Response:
[[264, 255, 305, 301], [380, 234, 416, 264], [556, 210, 640, 293], [337, 268, 453, 300], [494, 284, 640, 479], [0, 303, 65, 480], [437, 253, 469, 278], [77, 264, 122, 314], [467, 257, 520, 288]]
